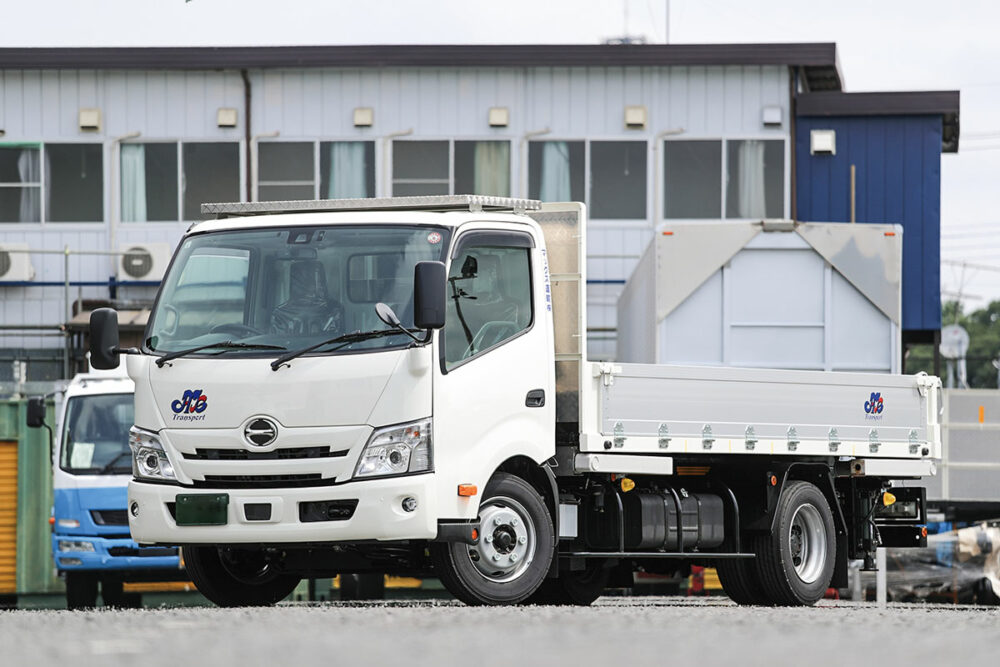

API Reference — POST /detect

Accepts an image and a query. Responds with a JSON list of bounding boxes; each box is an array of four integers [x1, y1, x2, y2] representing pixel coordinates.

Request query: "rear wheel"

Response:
[[65, 572, 98, 610], [754, 481, 836, 606], [432, 473, 554, 605], [185, 546, 300, 608], [717, 557, 773, 606], [528, 560, 609, 606]]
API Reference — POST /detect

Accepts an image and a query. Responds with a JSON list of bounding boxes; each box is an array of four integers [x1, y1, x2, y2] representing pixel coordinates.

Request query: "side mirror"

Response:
[[90, 308, 121, 370], [375, 302, 402, 328], [414, 261, 446, 330], [26, 397, 46, 428]]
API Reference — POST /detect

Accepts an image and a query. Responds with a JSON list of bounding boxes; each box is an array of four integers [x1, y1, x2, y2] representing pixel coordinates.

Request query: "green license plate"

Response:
[[175, 494, 230, 526]]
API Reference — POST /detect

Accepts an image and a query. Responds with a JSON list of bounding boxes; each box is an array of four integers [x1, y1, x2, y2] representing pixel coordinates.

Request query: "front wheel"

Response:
[[65, 572, 98, 610], [754, 481, 836, 606], [185, 546, 300, 608], [432, 473, 555, 605]]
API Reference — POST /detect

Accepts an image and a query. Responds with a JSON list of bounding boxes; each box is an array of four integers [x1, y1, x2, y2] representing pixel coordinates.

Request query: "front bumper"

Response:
[[52, 534, 180, 572], [128, 474, 438, 545]]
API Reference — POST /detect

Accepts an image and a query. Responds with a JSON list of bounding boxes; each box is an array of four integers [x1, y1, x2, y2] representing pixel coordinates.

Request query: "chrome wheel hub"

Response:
[[788, 503, 827, 584], [467, 496, 535, 583]]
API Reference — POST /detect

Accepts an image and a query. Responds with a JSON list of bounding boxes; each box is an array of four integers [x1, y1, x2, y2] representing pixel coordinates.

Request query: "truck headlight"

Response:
[[58, 540, 95, 552], [353, 418, 432, 480], [129, 426, 177, 482]]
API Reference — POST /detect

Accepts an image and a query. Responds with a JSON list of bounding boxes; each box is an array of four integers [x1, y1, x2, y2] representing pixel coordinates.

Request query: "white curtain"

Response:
[[473, 141, 510, 196], [121, 144, 147, 222], [326, 142, 368, 199], [16, 149, 40, 222], [540, 141, 571, 202], [736, 140, 766, 218]]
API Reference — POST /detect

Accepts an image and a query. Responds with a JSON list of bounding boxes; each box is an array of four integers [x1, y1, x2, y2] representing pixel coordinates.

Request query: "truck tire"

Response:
[[432, 473, 555, 605], [716, 557, 773, 606], [527, 560, 609, 606], [340, 574, 386, 601], [753, 481, 836, 606], [65, 572, 98, 610], [185, 546, 300, 608]]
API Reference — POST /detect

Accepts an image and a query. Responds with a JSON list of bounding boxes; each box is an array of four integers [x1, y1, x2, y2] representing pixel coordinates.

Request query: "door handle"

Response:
[[525, 389, 545, 408]]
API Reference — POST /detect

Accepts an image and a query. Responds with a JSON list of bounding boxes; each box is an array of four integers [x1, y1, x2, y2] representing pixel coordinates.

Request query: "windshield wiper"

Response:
[[271, 329, 413, 371], [156, 341, 287, 367], [98, 451, 132, 475]]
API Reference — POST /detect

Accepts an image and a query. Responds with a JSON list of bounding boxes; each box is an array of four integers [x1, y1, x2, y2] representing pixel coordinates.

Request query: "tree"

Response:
[[906, 300, 1000, 388]]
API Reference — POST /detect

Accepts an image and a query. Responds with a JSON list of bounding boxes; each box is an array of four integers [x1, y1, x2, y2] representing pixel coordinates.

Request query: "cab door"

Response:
[[432, 228, 555, 519]]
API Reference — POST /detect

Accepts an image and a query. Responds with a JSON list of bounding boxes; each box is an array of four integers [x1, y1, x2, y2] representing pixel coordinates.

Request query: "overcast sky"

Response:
[[9, 0, 1000, 310]]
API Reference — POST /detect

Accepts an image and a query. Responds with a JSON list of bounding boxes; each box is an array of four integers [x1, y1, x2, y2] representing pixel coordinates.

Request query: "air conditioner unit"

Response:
[[118, 243, 171, 282], [0, 243, 36, 282]]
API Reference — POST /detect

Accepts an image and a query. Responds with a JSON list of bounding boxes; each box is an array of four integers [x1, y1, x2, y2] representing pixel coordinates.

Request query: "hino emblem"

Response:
[[244, 418, 278, 447]]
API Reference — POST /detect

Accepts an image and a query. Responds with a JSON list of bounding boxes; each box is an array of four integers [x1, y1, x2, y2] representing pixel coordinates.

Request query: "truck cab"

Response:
[[29, 366, 182, 608]]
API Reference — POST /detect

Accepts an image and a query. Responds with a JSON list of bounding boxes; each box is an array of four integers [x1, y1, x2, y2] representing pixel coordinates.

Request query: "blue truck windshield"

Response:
[[145, 225, 452, 358], [60, 394, 134, 474]]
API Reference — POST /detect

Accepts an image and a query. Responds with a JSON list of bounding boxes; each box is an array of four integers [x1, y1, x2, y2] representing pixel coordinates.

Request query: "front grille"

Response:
[[91, 509, 129, 526], [194, 473, 330, 489], [183, 446, 349, 461], [108, 546, 179, 558]]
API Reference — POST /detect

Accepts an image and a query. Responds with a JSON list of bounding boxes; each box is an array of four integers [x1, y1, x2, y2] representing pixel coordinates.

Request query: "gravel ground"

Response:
[[2, 597, 998, 666]]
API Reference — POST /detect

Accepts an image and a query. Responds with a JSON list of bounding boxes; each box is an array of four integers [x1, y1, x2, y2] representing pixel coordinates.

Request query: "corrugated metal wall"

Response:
[[0, 64, 790, 359], [0, 400, 61, 595], [795, 115, 942, 333]]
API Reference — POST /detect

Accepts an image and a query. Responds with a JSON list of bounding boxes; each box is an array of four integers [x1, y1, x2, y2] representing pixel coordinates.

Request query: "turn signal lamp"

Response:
[[882, 491, 897, 507], [620, 477, 636, 492], [458, 484, 478, 497]]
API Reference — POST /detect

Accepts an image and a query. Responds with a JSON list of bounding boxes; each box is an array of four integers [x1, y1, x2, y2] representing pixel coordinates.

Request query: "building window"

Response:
[[46, 143, 103, 222], [121, 143, 177, 222], [663, 140, 722, 219], [454, 141, 510, 197], [392, 140, 512, 197], [121, 142, 239, 222], [528, 141, 585, 202], [663, 138, 785, 220], [184, 143, 241, 220], [726, 139, 784, 219], [258, 142, 313, 201], [0, 145, 41, 223], [320, 142, 375, 199], [589, 141, 647, 220], [392, 141, 449, 196], [258, 141, 374, 202]]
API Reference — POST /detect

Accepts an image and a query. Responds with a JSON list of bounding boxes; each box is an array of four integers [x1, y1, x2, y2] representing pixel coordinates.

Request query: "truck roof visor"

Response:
[[451, 231, 533, 258]]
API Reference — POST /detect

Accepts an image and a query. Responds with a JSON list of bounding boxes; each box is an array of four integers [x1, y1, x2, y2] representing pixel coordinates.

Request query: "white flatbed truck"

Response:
[[88, 195, 941, 607]]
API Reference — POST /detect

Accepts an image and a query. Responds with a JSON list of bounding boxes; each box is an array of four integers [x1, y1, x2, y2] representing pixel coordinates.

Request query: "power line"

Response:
[[943, 259, 1000, 272]]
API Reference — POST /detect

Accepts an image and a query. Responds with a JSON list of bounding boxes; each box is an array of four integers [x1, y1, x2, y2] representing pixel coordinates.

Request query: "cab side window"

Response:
[[444, 243, 532, 370]]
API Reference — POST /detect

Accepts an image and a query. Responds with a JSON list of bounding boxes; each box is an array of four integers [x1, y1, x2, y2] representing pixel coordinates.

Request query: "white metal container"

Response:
[[616, 221, 903, 373]]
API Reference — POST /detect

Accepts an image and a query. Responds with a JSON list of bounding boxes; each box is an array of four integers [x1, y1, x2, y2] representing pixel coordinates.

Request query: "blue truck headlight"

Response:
[[58, 540, 95, 552], [129, 426, 176, 482], [353, 418, 432, 480]]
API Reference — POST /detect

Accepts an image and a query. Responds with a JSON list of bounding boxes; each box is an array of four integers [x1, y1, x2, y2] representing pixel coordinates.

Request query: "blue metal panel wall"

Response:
[[795, 115, 942, 332]]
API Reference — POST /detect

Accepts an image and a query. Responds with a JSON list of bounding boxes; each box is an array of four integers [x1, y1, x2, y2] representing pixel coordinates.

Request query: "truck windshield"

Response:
[[146, 225, 452, 358], [61, 393, 133, 475]]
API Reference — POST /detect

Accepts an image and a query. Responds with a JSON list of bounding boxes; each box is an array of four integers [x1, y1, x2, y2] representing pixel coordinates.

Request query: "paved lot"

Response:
[[2, 597, 998, 666]]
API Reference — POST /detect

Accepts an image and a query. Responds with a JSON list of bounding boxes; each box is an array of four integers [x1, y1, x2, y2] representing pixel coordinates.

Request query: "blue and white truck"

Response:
[[28, 365, 183, 609]]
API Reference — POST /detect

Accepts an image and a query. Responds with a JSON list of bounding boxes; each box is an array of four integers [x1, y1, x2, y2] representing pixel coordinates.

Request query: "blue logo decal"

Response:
[[864, 392, 884, 417], [171, 389, 208, 419]]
